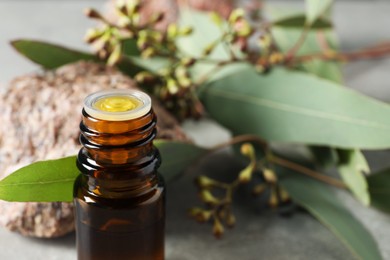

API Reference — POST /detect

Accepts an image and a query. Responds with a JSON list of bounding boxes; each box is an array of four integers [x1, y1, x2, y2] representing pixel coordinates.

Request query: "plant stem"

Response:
[[210, 135, 347, 189], [293, 42, 390, 64], [195, 60, 231, 86], [211, 134, 269, 153], [268, 156, 347, 189], [285, 25, 310, 61]]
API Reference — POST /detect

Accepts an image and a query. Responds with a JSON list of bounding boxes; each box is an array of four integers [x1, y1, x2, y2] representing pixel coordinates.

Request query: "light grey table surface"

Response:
[[1, 1, 390, 259]]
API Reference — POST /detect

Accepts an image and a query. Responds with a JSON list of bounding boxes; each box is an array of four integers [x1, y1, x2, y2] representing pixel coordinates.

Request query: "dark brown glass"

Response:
[[74, 109, 165, 260]]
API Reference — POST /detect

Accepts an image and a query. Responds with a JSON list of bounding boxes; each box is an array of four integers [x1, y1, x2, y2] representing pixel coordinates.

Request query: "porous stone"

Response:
[[0, 61, 188, 237]]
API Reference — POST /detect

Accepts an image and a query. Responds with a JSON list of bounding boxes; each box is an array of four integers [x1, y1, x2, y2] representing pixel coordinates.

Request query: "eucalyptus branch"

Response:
[[292, 42, 390, 64], [211, 134, 269, 153], [210, 135, 346, 189], [195, 60, 233, 86], [285, 25, 311, 61], [267, 155, 347, 189]]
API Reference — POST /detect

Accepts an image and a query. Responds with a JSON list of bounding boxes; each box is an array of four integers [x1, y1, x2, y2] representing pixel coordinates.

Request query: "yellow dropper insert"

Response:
[[84, 89, 152, 121], [93, 95, 141, 113]]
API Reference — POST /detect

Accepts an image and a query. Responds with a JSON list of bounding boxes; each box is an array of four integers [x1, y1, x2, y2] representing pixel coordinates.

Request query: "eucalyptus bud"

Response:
[[263, 168, 278, 184], [268, 187, 279, 208], [258, 34, 272, 49], [195, 175, 216, 189], [175, 66, 191, 87], [150, 31, 164, 43], [107, 44, 122, 66], [181, 57, 196, 67], [238, 166, 253, 184], [166, 78, 179, 94], [158, 68, 171, 77], [228, 8, 245, 24], [93, 32, 111, 52], [116, 0, 128, 16], [167, 24, 178, 39], [178, 77, 192, 88], [200, 190, 220, 205], [234, 19, 252, 37], [269, 52, 284, 65], [126, 0, 141, 16], [135, 71, 155, 84], [279, 188, 290, 203], [85, 8, 104, 20], [212, 218, 224, 239], [180, 26, 193, 36], [85, 28, 104, 44], [225, 212, 236, 228], [210, 12, 223, 27], [131, 13, 141, 26], [203, 42, 217, 56], [189, 208, 212, 223], [149, 12, 165, 24], [141, 47, 155, 58], [137, 31, 148, 50], [240, 143, 255, 157], [118, 16, 131, 28]]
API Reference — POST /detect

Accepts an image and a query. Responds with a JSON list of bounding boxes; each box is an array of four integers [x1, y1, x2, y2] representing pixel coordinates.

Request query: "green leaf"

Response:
[[0, 156, 78, 202], [0, 141, 206, 202], [127, 56, 170, 74], [177, 8, 230, 80], [177, 9, 228, 59], [368, 169, 390, 213], [121, 38, 140, 56], [201, 64, 390, 149], [11, 40, 97, 69], [280, 168, 382, 260], [11, 39, 147, 77], [305, 0, 333, 26], [155, 140, 207, 182], [337, 149, 370, 205], [272, 15, 332, 29]]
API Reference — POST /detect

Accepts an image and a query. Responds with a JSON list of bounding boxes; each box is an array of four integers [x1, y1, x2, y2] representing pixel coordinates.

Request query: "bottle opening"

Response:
[[84, 89, 152, 121], [93, 95, 142, 113]]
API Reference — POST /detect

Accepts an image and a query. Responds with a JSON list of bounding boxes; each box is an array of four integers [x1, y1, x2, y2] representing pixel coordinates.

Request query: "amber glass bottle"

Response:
[[74, 89, 165, 260]]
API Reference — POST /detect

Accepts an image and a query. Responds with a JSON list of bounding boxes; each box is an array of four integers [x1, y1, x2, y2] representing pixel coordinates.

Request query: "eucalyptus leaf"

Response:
[[177, 9, 228, 60], [0, 156, 78, 202], [155, 140, 207, 182], [121, 38, 140, 56], [272, 15, 332, 29], [280, 168, 382, 260], [337, 149, 370, 205], [272, 12, 346, 170], [0, 141, 206, 202], [127, 56, 170, 74], [305, 0, 333, 26], [201, 64, 390, 149], [177, 8, 230, 80], [11, 40, 97, 69], [368, 169, 390, 213]]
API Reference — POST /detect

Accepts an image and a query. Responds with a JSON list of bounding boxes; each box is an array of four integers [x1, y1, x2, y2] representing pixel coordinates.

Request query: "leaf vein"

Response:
[[208, 89, 390, 130]]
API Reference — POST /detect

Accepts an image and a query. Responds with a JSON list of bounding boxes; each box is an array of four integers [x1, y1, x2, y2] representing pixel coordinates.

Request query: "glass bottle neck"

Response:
[[76, 109, 160, 198]]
